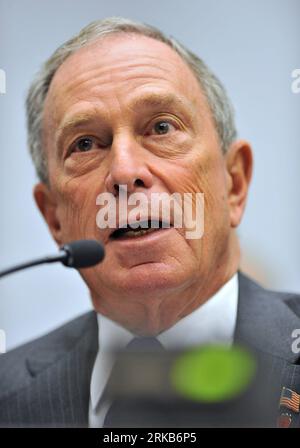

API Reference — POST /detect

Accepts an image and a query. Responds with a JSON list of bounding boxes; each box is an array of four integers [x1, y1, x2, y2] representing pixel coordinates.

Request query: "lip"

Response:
[[108, 226, 174, 247]]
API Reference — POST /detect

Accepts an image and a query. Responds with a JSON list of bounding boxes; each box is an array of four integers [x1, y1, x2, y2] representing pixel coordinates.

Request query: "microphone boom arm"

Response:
[[0, 240, 105, 279]]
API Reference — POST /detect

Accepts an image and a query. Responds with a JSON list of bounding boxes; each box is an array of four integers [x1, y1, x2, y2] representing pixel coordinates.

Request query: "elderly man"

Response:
[[0, 17, 300, 428]]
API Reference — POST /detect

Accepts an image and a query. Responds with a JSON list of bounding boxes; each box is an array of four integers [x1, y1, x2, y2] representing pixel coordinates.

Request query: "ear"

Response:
[[33, 182, 63, 246], [225, 140, 253, 228]]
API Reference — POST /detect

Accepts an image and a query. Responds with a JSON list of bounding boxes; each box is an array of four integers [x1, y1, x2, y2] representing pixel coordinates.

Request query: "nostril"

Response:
[[113, 179, 143, 194], [134, 178, 144, 187]]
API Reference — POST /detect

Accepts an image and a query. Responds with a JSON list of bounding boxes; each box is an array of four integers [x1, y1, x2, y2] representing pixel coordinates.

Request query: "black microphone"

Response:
[[0, 239, 105, 279]]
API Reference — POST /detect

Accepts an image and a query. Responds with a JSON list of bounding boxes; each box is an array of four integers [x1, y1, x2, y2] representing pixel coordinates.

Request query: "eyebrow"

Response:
[[56, 113, 101, 146], [55, 92, 195, 146]]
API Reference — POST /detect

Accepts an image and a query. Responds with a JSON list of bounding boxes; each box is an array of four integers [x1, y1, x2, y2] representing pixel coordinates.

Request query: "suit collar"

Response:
[[25, 311, 98, 377], [235, 271, 300, 364]]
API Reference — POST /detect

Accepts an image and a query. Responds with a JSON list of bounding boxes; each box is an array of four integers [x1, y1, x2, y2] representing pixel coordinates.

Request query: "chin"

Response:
[[111, 262, 188, 296]]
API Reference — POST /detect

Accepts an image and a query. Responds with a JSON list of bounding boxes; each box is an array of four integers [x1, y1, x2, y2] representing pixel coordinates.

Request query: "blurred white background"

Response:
[[0, 0, 299, 350]]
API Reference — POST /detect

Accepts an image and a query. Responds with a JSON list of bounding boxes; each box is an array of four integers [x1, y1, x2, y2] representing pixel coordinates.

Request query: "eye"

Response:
[[151, 120, 176, 135], [72, 136, 95, 152], [69, 135, 110, 155]]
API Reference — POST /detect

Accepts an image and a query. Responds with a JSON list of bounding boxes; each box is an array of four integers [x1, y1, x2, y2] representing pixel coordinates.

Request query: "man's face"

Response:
[[37, 34, 250, 334]]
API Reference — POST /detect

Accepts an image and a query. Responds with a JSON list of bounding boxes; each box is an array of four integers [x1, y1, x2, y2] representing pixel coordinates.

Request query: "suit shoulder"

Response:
[[0, 310, 96, 396], [239, 271, 300, 317]]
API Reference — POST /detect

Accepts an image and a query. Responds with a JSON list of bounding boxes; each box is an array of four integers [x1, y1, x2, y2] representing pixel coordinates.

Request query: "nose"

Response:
[[105, 136, 154, 196]]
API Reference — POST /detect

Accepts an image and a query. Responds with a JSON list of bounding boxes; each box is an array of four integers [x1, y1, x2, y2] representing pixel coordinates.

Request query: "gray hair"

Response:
[[26, 17, 237, 184]]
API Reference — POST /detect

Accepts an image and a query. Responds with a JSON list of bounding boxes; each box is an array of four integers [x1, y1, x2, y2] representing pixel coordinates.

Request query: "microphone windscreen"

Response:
[[61, 239, 105, 268]]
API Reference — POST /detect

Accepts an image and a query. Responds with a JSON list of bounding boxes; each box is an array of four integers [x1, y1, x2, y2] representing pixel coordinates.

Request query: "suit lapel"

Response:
[[23, 311, 98, 427], [234, 272, 300, 426], [234, 271, 300, 363]]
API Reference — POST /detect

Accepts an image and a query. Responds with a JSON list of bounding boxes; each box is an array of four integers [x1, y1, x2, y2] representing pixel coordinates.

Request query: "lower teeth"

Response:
[[123, 228, 157, 238]]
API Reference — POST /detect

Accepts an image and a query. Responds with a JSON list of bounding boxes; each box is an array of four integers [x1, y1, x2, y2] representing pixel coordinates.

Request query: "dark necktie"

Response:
[[103, 336, 165, 428]]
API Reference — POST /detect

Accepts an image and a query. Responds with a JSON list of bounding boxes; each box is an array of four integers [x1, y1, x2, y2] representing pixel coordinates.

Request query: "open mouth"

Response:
[[109, 219, 173, 240]]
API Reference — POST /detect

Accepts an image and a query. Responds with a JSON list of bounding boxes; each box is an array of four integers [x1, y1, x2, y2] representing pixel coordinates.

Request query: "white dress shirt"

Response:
[[88, 272, 239, 427]]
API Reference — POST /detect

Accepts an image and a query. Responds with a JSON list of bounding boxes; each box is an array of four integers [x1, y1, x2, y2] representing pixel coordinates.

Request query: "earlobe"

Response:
[[226, 140, 253, 228], [33, 183, 62, 245]]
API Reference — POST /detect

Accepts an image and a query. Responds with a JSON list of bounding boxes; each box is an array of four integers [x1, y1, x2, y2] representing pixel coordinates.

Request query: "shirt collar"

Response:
[[90, 272, 238, 410]]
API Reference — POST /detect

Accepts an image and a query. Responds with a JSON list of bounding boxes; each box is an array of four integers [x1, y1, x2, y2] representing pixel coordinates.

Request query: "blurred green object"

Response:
[[170, 345, 256, 403]]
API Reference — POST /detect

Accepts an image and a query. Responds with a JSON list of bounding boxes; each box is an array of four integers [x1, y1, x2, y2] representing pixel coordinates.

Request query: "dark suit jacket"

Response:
[[1, 272, 300, 427]]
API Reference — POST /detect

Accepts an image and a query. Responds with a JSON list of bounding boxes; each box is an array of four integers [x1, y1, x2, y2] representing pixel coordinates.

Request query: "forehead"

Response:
[[43, 33, 208, 128]]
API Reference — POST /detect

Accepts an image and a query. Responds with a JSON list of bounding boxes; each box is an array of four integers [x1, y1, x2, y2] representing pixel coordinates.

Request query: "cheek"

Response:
[[149, 147, 230, 255], [150, 146, 228, 213], [54, 175, 104, 239]]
